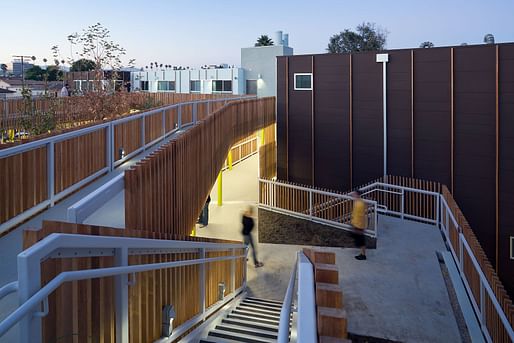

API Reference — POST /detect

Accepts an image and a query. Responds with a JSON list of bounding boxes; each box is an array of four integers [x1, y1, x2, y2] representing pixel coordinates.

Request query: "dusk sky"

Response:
[[2, 0, 513, 68]]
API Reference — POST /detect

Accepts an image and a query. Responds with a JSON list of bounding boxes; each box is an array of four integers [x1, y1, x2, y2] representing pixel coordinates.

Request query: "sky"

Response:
[[2, 0, 514, 69]]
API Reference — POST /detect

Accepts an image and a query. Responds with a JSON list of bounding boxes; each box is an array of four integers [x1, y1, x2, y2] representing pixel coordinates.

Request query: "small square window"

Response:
[[294, 73, 312, 90]]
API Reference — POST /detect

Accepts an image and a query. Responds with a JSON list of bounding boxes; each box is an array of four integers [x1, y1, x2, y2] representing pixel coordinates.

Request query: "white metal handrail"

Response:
[[359, 181, 513, 342], [278, 251, 317, 343], [0, 233, 247, 343], [258, 178, 378, 238], [0, 96, 255, 234]]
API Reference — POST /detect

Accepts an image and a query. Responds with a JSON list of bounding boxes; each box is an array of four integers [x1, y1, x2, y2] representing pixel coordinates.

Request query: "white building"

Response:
[[131, 30, 293, 97]]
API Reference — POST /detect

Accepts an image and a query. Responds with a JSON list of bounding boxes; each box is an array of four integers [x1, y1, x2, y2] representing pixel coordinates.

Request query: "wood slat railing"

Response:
[[22, 220, 245, 343], [124, 97, 276, 236]]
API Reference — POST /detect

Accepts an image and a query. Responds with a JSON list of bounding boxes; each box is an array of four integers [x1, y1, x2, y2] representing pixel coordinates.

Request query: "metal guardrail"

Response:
[[0, 233, 248, 343], [359, 182, 514, 343], [258, 178, 378, 238], [0, 96, 255, 235], [278, 251, 317, 343]]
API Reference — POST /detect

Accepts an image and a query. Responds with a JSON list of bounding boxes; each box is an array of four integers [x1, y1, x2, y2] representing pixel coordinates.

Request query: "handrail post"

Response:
[[400, 189, 405, 219], [47, 141, 55, 207], [114, 247, 129, 343], [192, 102, 198, 123], [106, 124, 113, 172], [18, 250, 42, 343], [177, 105, 182, 129], [436, 194, 440, 227], [309, 191, 313, 217], [207, 100, 210, 115], [199, 248, 206, 319], [479, 281, 486, 330], [162, 109, 166, 137], [141, 114, 146, 151]]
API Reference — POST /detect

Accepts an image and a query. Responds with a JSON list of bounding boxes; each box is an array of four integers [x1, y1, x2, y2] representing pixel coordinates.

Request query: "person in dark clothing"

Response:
[[198, 195, 211, 227], [242, 206, 263, 268]]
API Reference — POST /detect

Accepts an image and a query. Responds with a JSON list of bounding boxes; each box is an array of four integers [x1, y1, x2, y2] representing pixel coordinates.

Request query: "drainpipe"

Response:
[[376, 53, 389, 178]]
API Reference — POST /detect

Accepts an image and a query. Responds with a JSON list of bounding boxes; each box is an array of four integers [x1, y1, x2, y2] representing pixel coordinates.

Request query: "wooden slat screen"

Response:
[[22, 220, 245, 343], [259, 124, 277, 179], [124, 97, 276, 236], [0, 147, 47, 224]]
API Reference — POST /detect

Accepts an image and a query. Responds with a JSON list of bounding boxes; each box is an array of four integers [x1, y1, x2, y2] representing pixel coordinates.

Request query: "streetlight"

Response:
[[12, 55, 36, 89]]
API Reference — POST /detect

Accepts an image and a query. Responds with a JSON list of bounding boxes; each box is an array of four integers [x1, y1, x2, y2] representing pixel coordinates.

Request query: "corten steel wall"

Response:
[[125, 97, 276, 236], [276, 43, 514, 298]]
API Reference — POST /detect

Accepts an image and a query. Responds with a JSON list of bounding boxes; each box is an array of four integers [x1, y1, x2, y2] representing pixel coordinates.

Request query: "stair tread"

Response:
[[240, 302, 283, 312], [227, 313, 279, 325], [221, 318, 279, 332], [209, 329, 276, 343], [245, 297, 283, 305], [242, 300, 283, 310], [215, 323, 278, 339], [237, 305, 282, 316], [232, 309, 280, 321]]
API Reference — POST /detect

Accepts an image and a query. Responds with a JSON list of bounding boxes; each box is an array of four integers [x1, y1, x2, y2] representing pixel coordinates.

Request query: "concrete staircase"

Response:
[[199, 297, 285, 343]]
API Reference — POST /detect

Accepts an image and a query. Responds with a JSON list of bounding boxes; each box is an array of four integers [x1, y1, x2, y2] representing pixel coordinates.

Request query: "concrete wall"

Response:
[[241, 45, 293, 97]]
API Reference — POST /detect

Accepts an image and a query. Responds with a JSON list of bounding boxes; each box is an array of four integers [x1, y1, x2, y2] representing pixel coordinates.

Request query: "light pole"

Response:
[[12, 55, 36, 89]]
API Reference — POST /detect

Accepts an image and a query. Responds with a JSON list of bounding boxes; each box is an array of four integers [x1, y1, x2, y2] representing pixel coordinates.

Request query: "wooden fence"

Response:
[[22, 220, 245, 343], [124, 97, 276, 236], [259, 123, 277, 179], [0, 92, 237, 141]]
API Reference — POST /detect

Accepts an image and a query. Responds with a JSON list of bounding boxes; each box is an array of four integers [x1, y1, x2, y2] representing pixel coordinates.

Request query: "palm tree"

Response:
[[419, 41, 434, 48], [255, 35, 274, 47]]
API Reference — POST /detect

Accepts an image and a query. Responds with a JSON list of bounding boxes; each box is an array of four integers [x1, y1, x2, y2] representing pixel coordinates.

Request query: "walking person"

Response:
[[351, 190, 367, 260], [241, 206, 263, 268], [198, 195, 211, 228]]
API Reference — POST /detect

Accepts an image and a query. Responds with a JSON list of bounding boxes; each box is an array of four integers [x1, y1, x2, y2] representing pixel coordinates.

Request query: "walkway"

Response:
[[198, 154, 462, 342]]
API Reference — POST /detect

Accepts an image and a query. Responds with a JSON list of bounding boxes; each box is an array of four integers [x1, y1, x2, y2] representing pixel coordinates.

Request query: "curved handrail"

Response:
[[278, 252, 298, 343]]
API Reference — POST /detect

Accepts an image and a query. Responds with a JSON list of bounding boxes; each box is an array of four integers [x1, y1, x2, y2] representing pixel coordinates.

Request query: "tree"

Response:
[[419, 41, 434, 48], [255, 35, 274, 47], [327, 22, 387, 53], [70, 58, 96, 72], [1, 64, 7, 77], [25, 66, 45, 81]]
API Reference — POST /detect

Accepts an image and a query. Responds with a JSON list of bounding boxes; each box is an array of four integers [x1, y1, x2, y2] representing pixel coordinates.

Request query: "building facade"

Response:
[[276, 43, 514, 298]]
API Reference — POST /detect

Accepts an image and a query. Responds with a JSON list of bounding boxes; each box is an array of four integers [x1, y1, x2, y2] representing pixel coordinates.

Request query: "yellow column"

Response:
[[191, 226, 196, 237], [217, 171, 223, 206], [227, 150, 233, 170], [260, 129, 265, 146]]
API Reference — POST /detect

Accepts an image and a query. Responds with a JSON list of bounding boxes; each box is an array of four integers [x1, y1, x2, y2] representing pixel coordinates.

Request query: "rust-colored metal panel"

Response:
[[287, 55, 313, 185], [498, 44, 514, 299], [313, 54, 351, 191], [352, 51, 383, 186], [413, 48, 452, 186], [454, 45, 497, 265], [387, 50, 412, 177]]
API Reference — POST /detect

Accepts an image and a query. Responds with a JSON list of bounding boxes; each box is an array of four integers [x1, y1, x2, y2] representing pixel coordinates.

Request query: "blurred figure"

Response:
[[242, 206, 263, 268], [198, 195, 211, 228], [350, 190, 367, 260], [59, 83, 69, 97]]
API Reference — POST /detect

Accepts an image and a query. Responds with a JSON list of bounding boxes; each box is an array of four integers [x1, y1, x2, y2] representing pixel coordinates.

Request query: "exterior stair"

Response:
[[199, 297, 287, 343]]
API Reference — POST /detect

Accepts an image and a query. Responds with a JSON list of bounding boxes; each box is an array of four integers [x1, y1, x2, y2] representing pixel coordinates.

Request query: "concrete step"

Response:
[[208, 329, 276, 343], [227, 313, 279, 326], [240, 300, 283, 312], [221, 318, 279, 333], [215, 323, 278, 339], [232, 309, 280, 322], [236, 304, 282, 317]]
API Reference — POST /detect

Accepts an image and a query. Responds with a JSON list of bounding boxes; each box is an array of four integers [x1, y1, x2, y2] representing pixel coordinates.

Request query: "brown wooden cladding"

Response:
[[287, 56, 313, 185], [498, 44, 514, 299], [259, 124, 277, 179], [276, 43, 514, 298], [23, 220, 245, 343], [144, 112, 164, 144], [314, 54, 351, 191], [114, 118, 143, 160], [125, 97, 276, 236], [0, 147, 47, 224], [54, 130, 106, 193]]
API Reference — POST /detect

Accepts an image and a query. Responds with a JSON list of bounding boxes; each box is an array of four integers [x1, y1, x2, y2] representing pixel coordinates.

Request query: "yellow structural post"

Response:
[[227, 150, 233, 170], [191, 226, 196, 237], [260, 129, 265, 146], [8, 129, 14, 142], [217, 171, 223, 206]]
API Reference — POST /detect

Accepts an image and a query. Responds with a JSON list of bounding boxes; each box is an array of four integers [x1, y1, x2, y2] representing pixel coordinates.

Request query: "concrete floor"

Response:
[[0, 153, 462, 343], [198, 154, 462, 343]]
